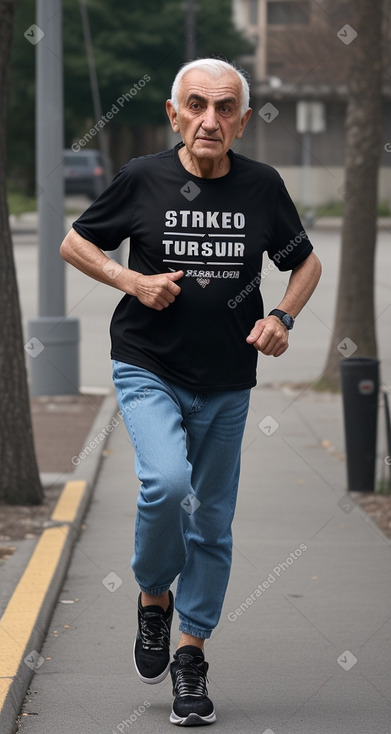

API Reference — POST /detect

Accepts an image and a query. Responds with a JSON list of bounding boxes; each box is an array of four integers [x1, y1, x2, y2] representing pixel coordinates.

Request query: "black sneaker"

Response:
[[133, 590, 173, 684], [170, 645, 216, 726]]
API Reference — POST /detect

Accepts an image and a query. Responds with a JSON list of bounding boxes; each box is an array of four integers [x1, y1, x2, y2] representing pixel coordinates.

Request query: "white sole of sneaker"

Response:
[[169, 710, 217, 726], [133, 639, 170, 684]]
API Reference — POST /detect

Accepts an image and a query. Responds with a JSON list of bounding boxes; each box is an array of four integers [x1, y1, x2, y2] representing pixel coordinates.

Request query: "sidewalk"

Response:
[[15, 385, 391, 734]]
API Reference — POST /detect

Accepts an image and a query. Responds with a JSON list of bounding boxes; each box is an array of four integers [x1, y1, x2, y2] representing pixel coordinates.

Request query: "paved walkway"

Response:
[[18, 385, 391, 733]]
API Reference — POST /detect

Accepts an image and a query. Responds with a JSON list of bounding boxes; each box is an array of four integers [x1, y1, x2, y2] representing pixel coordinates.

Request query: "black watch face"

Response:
[[282, 314, 294, 329]]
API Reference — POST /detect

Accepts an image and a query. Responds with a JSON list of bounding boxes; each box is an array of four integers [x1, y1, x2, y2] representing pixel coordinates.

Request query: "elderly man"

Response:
[[60, 58, 321, 727]]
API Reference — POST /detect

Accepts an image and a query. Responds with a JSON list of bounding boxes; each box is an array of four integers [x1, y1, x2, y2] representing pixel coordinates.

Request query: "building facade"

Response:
[[232, 0, 391, 211]]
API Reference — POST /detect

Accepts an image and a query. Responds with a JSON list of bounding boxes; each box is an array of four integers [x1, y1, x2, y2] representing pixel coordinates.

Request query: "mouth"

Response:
[[196, 137, 220, 143]]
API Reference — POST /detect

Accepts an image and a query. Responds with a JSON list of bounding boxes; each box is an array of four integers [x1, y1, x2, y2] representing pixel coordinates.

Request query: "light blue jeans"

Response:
[[112, 361, 250, 639]]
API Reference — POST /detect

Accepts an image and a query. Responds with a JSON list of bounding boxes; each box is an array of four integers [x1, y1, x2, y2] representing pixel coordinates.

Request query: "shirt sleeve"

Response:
[[72, 163, 134, 251], [267, 176, 313, 271]]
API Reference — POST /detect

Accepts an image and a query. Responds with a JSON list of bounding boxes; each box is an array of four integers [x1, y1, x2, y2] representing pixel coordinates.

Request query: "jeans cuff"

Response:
[[178, 620, 213, 640], [138, 584, 171, 595]]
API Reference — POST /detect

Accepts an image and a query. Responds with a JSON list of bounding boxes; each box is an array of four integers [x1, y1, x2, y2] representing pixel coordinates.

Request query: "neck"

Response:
[[178, 145, 230, 179]]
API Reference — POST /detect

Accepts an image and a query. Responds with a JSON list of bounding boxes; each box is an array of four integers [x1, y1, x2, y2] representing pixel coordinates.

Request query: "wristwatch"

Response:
[[268, 309, 295, 330]]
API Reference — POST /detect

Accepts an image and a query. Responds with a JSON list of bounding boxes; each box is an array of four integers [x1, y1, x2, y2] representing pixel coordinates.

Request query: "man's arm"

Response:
[[246, 252, 322, 357], [60, 228, 183, 310]]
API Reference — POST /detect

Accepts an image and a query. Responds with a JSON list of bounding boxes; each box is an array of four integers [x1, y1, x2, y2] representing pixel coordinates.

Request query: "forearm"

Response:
[[60, 227, 183, 310], [59, 227, 138, 295], [276, 252, 322, 318], [246, 252, 321, 356]]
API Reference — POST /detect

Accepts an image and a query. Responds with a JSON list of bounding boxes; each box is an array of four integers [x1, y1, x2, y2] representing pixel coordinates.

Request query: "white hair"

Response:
[[170, 58, 250, 116]]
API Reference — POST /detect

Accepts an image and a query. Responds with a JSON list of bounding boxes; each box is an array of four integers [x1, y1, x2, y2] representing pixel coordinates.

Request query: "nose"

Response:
[[201, 104, 219, 131]]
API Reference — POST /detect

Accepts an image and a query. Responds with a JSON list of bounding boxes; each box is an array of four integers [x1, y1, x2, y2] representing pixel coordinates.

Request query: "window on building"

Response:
[[267, 1, 310, 25]]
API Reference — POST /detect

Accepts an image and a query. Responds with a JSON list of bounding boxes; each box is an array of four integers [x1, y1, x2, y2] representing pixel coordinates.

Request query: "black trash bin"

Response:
[[340, 357, 379, 492]]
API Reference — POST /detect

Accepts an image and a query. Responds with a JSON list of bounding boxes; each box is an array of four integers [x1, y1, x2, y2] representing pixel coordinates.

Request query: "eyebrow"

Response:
[[186, 93, 238, 107]]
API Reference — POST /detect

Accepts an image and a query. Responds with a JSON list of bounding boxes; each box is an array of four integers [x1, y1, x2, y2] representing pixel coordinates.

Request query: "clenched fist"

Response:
[[134, 270, 184, 310], [246, 315, 289, 357]]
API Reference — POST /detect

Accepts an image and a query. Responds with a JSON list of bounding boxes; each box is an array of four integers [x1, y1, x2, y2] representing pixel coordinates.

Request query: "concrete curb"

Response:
[[0, 390, 119, 734]]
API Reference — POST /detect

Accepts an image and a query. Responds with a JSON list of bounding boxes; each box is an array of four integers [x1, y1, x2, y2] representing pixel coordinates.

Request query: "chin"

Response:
[[193, 143, 222, 158]]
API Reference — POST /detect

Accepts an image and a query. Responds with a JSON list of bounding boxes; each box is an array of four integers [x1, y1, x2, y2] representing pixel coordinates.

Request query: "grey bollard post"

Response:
[[27, 0, 79, 395], [26, 317, 79, 395], [340, 357, 380, 492]]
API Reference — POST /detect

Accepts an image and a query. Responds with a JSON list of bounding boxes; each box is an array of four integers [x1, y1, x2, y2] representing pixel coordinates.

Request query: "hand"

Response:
[[246, 316, 289, 357], [134, 270, 183, 310]]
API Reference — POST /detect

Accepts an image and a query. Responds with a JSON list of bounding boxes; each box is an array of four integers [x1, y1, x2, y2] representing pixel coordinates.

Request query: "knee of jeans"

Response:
[[138, 465, 193, 508]]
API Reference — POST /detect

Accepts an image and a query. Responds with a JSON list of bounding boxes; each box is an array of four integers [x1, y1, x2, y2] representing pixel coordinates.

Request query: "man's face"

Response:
[[166, 69, 252, 161]]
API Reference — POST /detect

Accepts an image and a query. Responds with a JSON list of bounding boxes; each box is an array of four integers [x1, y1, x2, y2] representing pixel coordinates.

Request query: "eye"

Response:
[[190, 102, 201, 110], [220, 105, 231, 114]]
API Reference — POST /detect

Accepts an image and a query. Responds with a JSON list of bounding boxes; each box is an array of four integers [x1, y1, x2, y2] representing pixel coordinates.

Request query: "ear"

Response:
[[166, 100, 180, 133], [236, 108, 252, 139]]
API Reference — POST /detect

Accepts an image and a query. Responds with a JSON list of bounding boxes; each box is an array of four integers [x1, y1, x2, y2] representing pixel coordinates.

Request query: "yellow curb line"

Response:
[[0, 526, 70, 709], [0, 479, 87, 717], [51, 480, 87, 523]]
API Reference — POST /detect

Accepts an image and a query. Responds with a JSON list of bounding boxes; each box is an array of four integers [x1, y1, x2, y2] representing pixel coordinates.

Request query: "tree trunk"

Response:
[[0, 0, 43, 503], [108, 123, 134, 172], [321, 0, 384, 388], [108, 123, 169, 174]]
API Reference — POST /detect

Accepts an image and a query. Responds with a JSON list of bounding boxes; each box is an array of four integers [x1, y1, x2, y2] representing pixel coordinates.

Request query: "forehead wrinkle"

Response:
[[182, 83, 240, 96]]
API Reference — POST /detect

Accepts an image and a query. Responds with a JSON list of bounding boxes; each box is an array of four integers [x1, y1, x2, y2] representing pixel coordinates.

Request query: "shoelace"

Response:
[[174, 662, 208, 698], [140, 612, 170, 650]]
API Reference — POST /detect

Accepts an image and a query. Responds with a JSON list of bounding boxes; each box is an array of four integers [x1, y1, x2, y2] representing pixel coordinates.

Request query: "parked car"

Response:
[[64, 148, 106, 200]]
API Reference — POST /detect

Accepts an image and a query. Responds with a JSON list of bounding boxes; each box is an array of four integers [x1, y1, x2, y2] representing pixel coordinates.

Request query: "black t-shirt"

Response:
[[73, 143, 313, 391]]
